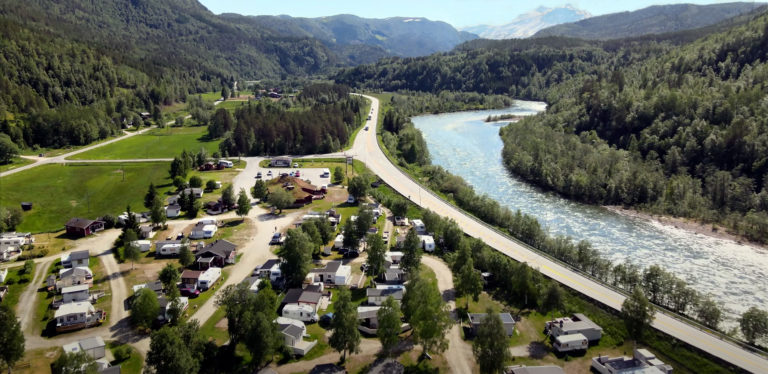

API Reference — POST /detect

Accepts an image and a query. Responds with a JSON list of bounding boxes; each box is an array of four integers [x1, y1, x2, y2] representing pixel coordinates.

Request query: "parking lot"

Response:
[[254, 165, 333, 187]]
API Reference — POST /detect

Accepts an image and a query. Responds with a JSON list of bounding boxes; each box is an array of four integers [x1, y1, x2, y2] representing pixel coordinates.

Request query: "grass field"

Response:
[[1, 264, 34, 309], [0, 162, 173, 232], [0, 157, 34, 173], [68, 126, 220, 160]]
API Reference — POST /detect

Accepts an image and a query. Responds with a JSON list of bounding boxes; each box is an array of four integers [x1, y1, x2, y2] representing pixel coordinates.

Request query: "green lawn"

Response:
[[199, 308, 228, 344], [0, 162, 174, 233], [0, 157, 34, 173], [68, 126, 220, 160], [1, 263, 35, 309], [108, 341, 143, 374]]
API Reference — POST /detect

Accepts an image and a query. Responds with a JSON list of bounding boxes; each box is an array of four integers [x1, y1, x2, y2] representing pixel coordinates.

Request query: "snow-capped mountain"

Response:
[[462, 5, 591, 39]]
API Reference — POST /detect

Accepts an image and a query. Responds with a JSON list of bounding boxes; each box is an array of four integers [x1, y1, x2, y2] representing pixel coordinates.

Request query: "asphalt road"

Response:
[[353, 95, 768, 373]]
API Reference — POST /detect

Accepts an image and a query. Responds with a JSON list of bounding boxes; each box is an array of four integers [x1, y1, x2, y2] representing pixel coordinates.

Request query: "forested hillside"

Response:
[[0, 0, 336, 151], [502, 11, 768, 243], [533, 2, 762, 40], [224, 14, 477, 65]]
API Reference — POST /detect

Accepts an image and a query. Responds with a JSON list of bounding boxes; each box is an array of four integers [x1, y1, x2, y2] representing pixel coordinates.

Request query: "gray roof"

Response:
[[299, 291, 322, 304], [310, 260, 342, 273], [99, 366, 122, 374], [280, 323, 304, 339], [62, 284, 89, 293], [469, 313, 515, 325], [508, 366, 565, 374], [196, 240, 236, 259], [259, 259, 281, 271], [70, 250, 90, 261], [78, 336, 105, 350], [61, 267, 91, 279], [283, 288, 322, 305], [367, 358, 404, 374], [366, 288, 403, 299]]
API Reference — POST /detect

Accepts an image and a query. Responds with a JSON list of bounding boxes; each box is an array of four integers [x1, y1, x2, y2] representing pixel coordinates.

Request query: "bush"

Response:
[[100, 214, 117, 229], [113, 345, 132, 362], [5, 278, 16, 285], [206, 179, 217, 191], [189, 176, 203, 188]]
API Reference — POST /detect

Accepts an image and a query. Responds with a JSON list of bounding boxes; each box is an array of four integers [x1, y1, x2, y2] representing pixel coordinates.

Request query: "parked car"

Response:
[[270, 232, 286, 245], [360, 263, 369, 272], [267, 170, 273, 177], [364, 126, 369, 131], [382, 231, 390, 244], [320, 313, 334, 327], [344, 250, 360, 258], [179, 287, 200, 298], [175, 233, 184, 240], [295, 170, 300, 177], [347, 195, 356, 204], [289, 171, 295, 177], [255, 172, 262, 179], [293, 163, 299, 168]]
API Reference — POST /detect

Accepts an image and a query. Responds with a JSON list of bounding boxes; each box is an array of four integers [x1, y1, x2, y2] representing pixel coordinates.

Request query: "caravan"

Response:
[[197, 267, 222, 290], [282, 304, 319, 323]]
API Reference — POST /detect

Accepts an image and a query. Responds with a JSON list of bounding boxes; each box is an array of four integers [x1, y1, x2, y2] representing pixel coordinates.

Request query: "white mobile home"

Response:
[[197, 267, 222, 290], [131, 240, 151, 252], [282, 304, 319, 322], [156, 241, 183, 256], [218, 160, 233, 168], [189, 222, 217, 239], [419, 235, 435, 252], [411, 219, 426, 234], [333, 234, 344, 249]]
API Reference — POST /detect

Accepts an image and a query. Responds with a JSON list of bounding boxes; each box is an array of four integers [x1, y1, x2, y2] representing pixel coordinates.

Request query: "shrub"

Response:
[[113, 345, 132, 362]]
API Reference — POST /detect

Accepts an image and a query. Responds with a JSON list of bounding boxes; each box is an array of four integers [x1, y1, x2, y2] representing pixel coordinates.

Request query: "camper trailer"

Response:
[[197, 267, 222, 291], [282, 304, 319, 323], [554, 334, 589, 353], [419, 235, 435, 252]]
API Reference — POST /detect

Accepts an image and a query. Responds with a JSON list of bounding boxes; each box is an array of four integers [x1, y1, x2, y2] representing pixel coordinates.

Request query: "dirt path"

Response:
[[99, 248, 129, 326], [421, 256, 476, 374], [18, 258, 53, 333]]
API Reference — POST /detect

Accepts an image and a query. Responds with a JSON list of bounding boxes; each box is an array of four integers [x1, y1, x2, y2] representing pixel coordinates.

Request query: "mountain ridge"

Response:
[[462, 5, 591, 39], [533, 2, 763, 39]]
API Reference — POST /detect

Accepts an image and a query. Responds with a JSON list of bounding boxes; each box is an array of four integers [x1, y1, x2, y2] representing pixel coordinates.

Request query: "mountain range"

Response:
[[462, 5, 591, 39], [223, 14, 477, 65], [533, 2, 763, 39]]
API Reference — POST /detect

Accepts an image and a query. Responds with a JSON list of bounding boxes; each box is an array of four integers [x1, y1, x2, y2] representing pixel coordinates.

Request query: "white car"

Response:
[[293, 163, 299, 168]]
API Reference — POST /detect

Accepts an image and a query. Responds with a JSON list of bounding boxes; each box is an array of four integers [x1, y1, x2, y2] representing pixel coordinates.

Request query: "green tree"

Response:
[[348, 175, 369, 201], [146, 325, 200, 374], [216, 283, 254, 349], [179, 243, 194, 267], [329, 287, 361, 362], [333, 166, 344, 184], [0, 134, 20, 164], [245, 286, 283, 367], [188, 176, 203, 188], [51, 351, 98, 374], [402, 272, 451, 357], [390, 198, 408, 218], [206, 179, 217, 191], [0, 304, 25, 372], [268, 187, 293, 214], [455, 255, 483, 309], [740, 307, 768, 345], [400, 229, 422, 275], [187, 197, 201, 219], [354, 208, 374, 240], [173, 176, 186, 190], [131, 287, 160, 329], [144, 183, 157, 209], [221, 85, 230, 100], [541, 282, 564, 315], [150, 195, 166, 228], [236, 188, 252, 220], [622, 287, 655, 341], [279, 229, 313, 288], [0, 207, 22, 232], [472, 309, 512, 374], [221, 184, 235, 208], [376, 296, 402, 355], [124, 241, 141, 270], [697, 296, 723, 330], [159, 263, 180, 291], [22, 259, 33, 276], [252, 179, 267, 200], [365, 234, 387, 278]]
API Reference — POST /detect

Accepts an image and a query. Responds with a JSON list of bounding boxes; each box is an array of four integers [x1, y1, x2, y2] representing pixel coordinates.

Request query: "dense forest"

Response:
[[0, 0, 337, 152], [214, 84, 365, 156], [501, 11, 768, 243]]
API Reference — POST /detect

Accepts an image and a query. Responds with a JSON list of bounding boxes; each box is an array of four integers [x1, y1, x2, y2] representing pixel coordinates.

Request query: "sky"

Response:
[[198, 0, 755, 28]]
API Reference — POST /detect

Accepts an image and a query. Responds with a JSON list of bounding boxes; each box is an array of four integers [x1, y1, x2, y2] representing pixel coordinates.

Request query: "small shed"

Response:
[[468, 313, 515, 336]]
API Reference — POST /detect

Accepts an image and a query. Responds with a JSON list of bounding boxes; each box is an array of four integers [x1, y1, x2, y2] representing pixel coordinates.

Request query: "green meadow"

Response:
[[68, 126, 220, 160]]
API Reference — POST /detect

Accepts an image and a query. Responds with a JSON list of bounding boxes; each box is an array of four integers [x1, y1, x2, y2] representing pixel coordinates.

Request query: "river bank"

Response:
[[604, 205, 768, 251]]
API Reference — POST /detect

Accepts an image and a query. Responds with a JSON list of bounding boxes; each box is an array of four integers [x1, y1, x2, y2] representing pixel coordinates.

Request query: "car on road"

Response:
[[364, 126, 369, 131], [255, 172, 262, 179], [270, 232, 286, 245], [293, 163, 299, 168], [179, 287, 200, 298], [295, 170, 300, 177], [382, 231, 390, 244], [267, 170, 273, 177]]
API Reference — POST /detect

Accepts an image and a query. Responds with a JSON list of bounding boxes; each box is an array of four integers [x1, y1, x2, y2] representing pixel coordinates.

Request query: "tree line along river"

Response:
[[411, 101, 768, 327]]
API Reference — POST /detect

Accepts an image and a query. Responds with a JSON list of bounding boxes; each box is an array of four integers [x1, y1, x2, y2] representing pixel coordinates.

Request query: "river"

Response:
[[411, 101, 768, 326]]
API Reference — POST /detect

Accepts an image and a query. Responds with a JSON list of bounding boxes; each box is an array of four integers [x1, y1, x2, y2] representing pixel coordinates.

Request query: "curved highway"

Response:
[[352, 95, 768, 373]]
